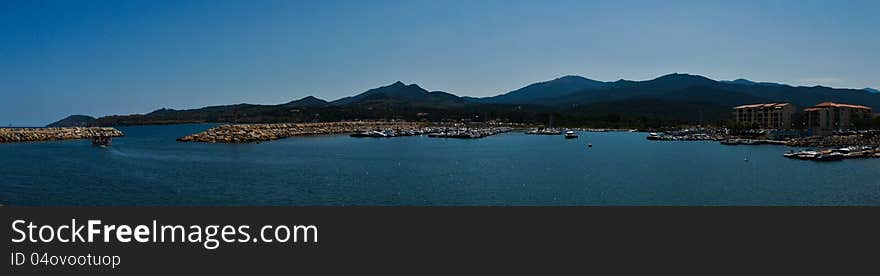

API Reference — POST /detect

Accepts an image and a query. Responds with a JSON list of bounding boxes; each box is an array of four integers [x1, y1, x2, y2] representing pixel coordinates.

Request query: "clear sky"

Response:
[[2, 0, 878, 126]]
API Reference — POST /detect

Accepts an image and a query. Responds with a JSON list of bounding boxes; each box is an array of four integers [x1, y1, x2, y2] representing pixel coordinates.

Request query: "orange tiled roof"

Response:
[[809, 102, 872, 110], [733, 103, 790, 109]]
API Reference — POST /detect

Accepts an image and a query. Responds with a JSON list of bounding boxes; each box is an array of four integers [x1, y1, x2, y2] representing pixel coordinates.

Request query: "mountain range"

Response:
[[47, 115, 96, 127], [53, 73, 880, 128], [473, 73, 879, 110]]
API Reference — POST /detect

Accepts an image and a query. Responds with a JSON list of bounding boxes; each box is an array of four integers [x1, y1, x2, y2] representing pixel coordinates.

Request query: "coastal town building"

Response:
[[732, 103, 796, 129], [805, 102, 873, 135]]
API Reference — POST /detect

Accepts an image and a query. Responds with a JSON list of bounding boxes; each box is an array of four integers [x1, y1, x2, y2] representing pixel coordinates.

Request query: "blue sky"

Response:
[[2, 0, 878, 126]]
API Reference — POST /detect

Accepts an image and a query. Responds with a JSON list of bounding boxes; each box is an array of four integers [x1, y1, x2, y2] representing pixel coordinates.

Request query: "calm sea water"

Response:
[[1, 124, 878, 206]]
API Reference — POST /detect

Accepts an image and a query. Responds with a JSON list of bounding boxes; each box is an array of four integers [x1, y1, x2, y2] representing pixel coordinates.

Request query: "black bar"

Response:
[[3, 207, 878, 274]]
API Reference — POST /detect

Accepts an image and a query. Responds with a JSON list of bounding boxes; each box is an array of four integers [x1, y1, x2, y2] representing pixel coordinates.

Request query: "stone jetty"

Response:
[[785, 134, 880, 148], [177, 122, 427, 143], [0, 127, 124, 143]]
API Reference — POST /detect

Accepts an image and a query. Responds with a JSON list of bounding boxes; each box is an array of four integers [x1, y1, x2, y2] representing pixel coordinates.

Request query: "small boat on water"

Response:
[[92, 136, 111, 147], [350, 130, 391, 138], [741, 139, 761, 145], [646, 133, 661, 140], [564, 131, 578, 139], [720, 139, 740, 145]]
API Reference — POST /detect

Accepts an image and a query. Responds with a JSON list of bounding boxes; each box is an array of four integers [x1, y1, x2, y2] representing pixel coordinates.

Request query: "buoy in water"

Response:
[[587, 143, 593, 148]]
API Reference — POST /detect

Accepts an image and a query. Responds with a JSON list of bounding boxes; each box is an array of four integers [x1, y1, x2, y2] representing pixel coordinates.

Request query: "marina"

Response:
[[350, 126, 515, 139], [719, 139, 787, 146], [3, 124, 878, 206], [645, 129, 880, 162], [525, 128, 563, 135], [425, 127, 514, 139], [645, 131, 723, 141]]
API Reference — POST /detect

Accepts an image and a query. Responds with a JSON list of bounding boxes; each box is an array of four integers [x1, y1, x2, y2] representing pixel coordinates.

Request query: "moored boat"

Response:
[[783, 149, 819, 160], [92, 136, 111, 147], [814, 152, 845, 161], [564, 131, 578, 139], [741, 139, 761, 145], [350, 130, 390, 138], [720, 139, 740, 145], [526, 128, 562, 135]]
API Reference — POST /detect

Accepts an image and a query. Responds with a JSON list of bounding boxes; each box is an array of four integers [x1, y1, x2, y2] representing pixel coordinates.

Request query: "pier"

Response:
[[785, 134, 880, 148], [784, 147, 880, 161], [645, 129, 880, 148], [0, 127, 124, 143], [177, 122, 426, 143], [177, 122, 518, 143]]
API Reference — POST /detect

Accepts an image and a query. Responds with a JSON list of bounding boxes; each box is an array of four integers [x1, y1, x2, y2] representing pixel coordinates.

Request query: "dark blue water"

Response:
[[1, 124, 879, 205]]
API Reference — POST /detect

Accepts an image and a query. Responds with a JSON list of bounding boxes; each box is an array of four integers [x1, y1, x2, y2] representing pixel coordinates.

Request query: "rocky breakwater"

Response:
[[785, 134, 880, 148], [0, 127, 124, 143], [176, 122, 426, 143]]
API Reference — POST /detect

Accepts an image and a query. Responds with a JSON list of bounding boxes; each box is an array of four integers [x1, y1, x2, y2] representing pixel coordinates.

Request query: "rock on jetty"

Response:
[[0, 127, 124, 143], [177, 122, 427, 143]]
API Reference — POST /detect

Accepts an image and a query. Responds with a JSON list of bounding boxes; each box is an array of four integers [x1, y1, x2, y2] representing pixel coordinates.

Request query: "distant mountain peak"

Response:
[[554, 75, 594, 81], [726, 78, 756, 85], [722, 78, 788, 87], [328, 81, 463, 106], [654, 73, 712, 81], [147, 108, 177, 115], [378, 81, 423, 91], [284, 96, 328, 107], [864, 87, 880, 93], [644, 73, 717, 89], [468, 75, 609, 104]]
